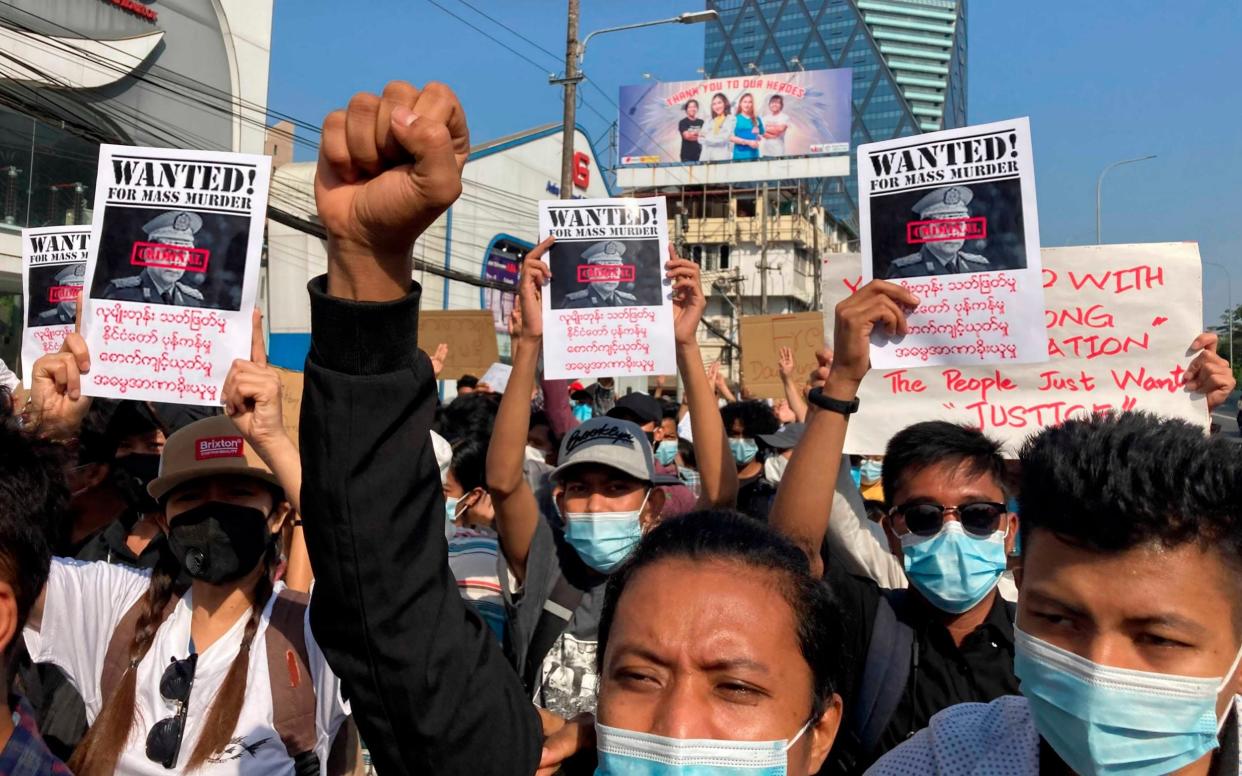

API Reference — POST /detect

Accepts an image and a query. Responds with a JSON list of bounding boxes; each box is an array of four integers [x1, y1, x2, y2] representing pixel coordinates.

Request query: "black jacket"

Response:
[[299, 277, 541, 776]]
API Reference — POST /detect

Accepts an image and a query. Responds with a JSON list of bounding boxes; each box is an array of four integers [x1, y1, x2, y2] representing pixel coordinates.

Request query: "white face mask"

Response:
[[525, 445, 548, 463], [595, 719, 813, 775], [764, 455, 789, 484]]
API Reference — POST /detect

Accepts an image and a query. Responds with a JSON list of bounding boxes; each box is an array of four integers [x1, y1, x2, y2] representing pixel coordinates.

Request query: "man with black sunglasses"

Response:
[[771, 280, 1021, 772]]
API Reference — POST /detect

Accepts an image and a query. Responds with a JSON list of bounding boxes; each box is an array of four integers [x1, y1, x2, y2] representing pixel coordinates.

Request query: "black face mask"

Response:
[[166, 502, 271, 585], [113, 453, 161, 514]]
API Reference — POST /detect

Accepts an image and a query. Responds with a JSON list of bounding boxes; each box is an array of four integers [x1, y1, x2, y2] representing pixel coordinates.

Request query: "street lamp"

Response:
[[1205, 260, 1234, 368], [553, 5, 719, 199], [1095, 154, 1155, 244]]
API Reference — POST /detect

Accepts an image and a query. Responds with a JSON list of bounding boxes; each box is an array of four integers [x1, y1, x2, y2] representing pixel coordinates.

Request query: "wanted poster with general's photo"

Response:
[[21, 225, 89, 385], [79, 145, 271, 405], [859, 117, 1046, 369], [539, 197, 675, 379]]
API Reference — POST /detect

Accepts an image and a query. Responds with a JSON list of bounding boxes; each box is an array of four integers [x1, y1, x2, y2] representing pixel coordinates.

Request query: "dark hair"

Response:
[[881, 421, 1006, 507], [529, 409, 552, 432], [0, 422, 65, 633], [769, 94, 784, 107], [683, 98, 699, 111], [598, 510, 844, 719], [1018, 412, 1242, 562], [458, 374, 479, 390], [710, 91, 731, 116], [677, 438, 697, 469], [70, 527, 278, 775], [720, 400, 780, 438], [0, 385, 12, 418], [435, 392, 499, 442], [450, 435, 489, 493]]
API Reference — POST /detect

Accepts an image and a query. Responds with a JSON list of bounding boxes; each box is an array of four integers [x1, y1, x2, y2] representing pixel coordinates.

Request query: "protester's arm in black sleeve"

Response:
[[299, 80, 541, 776]]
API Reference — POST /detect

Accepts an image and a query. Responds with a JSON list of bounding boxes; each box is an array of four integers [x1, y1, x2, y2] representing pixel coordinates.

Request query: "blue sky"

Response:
[[269, 0, 1242, 327]]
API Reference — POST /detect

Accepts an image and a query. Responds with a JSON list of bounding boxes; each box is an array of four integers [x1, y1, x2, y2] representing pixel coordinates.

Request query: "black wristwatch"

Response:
[[807, 386, 860, 416]]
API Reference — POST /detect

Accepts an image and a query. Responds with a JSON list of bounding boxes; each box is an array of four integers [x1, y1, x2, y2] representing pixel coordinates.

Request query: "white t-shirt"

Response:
[[759, 111, 790, 157], [25, 558, 349, 775]]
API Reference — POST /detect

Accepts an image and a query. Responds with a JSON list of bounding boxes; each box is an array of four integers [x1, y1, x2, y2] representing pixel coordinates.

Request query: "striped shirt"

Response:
[[447, 527, 506, 644]]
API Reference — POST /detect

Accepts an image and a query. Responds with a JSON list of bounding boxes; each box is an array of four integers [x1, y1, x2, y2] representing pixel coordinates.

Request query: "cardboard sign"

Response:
[[821, 243, 1208, 454], [274, 367, 304, 449], [417, 310, 500, 380], [739, 312, 825, 399]]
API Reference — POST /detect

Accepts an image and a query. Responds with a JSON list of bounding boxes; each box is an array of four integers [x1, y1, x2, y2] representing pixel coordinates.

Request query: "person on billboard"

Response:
[[760, 94, 790, 158], [700, 92, 735, 163], [730, 92, 764, 161], [678, 99, 704, 162]]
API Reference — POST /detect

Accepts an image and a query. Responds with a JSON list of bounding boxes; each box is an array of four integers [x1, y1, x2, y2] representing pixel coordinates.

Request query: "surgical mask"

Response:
[[764, 454, 789, 484], [573, 403, 594, 423], [562, 491, 649, 573], [166, 502, 271, 585], [595, 719, 812, 776], [900, 521, 1007, 614], [444, 496, 460, 541], [525, 445, 549, 464], [729, 437, 758, 466], [1015, 626, 1242, 776], [655, 440, 678, 466], [858, 459, 882, 485]]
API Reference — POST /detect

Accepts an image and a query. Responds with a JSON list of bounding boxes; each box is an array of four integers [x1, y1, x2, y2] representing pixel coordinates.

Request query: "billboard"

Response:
[[618, 68, 852, 167]]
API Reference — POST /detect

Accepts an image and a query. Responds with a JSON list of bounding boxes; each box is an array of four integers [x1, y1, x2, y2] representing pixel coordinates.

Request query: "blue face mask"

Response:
[[858, 459, 883, 484], [1015, 627, 1242, 776], [594, 719, 812, 776], [729, 437, 758, 466], [899, 521, 1007, 613], [573, 403, 594, 423], [655, 440, 678, 466], [444, 497, 459, 541], [561, 491, 649, 573]]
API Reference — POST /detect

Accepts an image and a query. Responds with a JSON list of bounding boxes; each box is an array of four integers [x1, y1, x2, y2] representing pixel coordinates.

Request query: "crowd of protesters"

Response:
[[0, 79, 1240, 776]]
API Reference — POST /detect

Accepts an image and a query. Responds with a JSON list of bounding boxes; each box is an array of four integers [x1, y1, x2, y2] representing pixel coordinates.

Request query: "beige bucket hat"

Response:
[[147, 415, 281, 502]]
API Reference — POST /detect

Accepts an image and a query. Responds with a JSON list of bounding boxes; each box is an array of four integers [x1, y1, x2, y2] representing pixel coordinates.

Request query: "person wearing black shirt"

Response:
[[677, 99, 704, 162]]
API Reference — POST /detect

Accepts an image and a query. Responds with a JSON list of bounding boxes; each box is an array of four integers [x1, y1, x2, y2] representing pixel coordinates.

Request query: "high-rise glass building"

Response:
[[703, 0, 967, 230]]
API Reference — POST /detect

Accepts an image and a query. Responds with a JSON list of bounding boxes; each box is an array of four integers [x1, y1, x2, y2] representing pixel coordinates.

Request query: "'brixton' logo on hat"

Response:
[[195, 436, 244, 460]]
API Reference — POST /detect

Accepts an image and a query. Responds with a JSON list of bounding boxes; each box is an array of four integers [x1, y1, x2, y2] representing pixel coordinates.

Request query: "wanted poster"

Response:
[[859, 117, 1046, 369], [539, 197, 675, 379], [21, 225, 89, 385], [79, 145, 271, 405]]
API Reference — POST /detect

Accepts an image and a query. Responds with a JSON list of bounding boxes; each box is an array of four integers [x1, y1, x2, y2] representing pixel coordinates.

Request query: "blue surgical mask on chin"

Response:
[[655, 439, 678, 466], [900, 521, 1008, 614], [730, 437, 758, 466], [562, 491, 649, 573], [595, 719, 813, 776], [1015, 627, 1242, 776]]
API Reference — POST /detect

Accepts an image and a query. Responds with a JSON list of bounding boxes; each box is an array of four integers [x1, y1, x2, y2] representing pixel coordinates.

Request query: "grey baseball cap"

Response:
[[551, 417, 656, 484]]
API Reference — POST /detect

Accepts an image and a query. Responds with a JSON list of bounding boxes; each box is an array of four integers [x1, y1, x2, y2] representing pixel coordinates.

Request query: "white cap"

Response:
[[430, 430, 452, 484]]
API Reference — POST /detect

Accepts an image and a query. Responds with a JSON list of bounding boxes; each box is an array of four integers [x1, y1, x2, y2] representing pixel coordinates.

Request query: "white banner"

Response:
[[21, 226, 89, 385], [79, 145, 271, 405], [538, 197, 675, 379], [858, 118, 1046, 369], [822, 243, 1208, 454]]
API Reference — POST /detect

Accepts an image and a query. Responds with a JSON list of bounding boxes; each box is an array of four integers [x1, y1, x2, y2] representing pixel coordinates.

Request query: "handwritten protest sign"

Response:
[[822, 244, 1207, 454], [480, 362, 513, 394], [859, 118, 1045, 369], [739, 312, 824, 399], [21, 226, 89, 385], [274, 367, 304, 449], [417, 310, 499, 380], [78, 145, 271, 406], [539, 197, 674, 379]]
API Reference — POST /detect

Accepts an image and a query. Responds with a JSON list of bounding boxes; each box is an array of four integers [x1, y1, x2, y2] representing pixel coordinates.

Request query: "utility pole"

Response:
[[759, 182, 769, 314], [557, 0, 581, 200]]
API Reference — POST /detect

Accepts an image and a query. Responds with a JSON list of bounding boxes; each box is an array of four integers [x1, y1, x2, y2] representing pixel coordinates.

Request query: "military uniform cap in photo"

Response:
[[551, 417, 679, 485], [145, 210, 203, 244], [147, 414, 281, 501], [54, 264, 87, 285], [607, 393, 664, 427], [887, 184, 990, 278], [758, 421, 806, 450]]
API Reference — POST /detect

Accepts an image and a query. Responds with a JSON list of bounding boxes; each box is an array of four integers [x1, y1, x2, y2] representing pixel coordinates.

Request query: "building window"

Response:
[[720, 244, 731, 270]]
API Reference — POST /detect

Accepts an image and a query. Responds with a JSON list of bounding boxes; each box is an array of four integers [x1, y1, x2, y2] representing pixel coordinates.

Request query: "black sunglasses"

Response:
[[889, 501, 1007, 538], [145, 653, 198, 768]]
